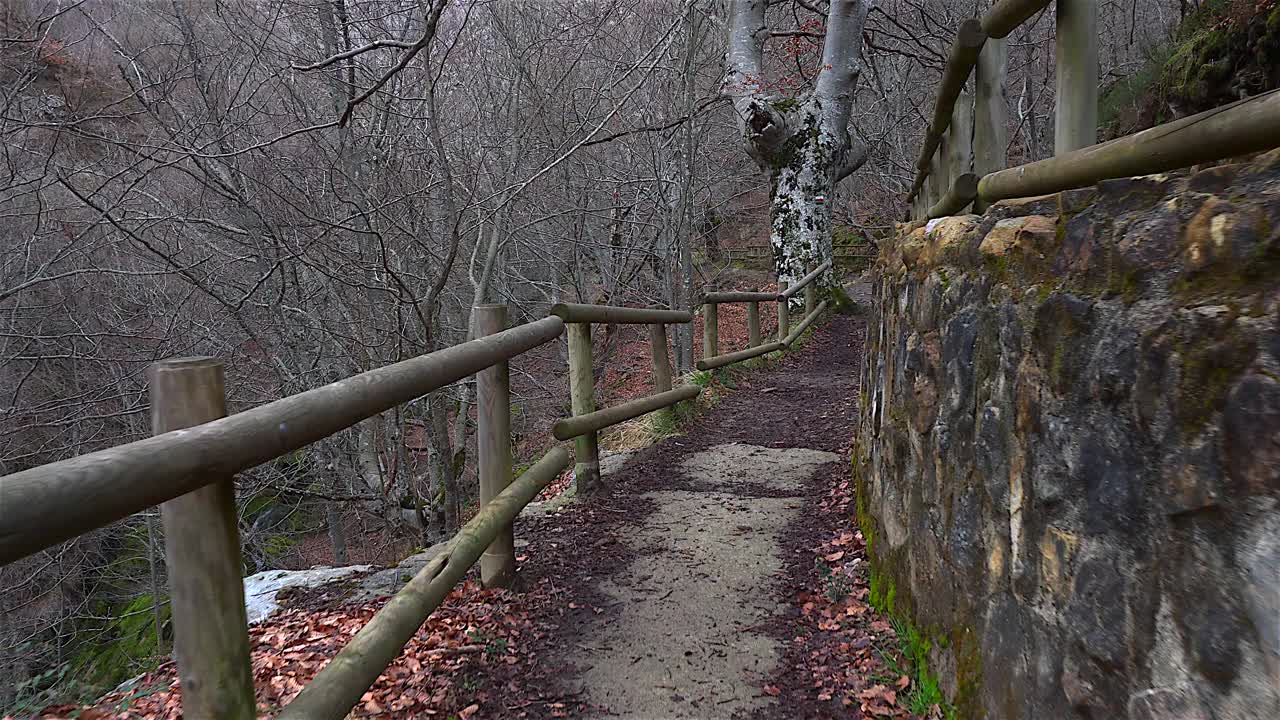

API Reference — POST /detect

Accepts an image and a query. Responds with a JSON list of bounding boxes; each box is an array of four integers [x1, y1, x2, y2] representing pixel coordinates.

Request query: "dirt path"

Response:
[[514, 307, 865, 719]]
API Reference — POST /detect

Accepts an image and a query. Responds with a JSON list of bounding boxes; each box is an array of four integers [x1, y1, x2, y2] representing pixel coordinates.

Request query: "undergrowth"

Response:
[[857, 447, 957, 719], [876, 617, 951, 718]]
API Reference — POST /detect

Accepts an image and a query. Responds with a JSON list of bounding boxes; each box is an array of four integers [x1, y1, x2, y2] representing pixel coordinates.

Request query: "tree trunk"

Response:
[[675, 1, 702, 374], [327, 464, 349, 565], [766, 124, 839, 284], [724, 0, 870, 287], [427, 391, 461, 532]]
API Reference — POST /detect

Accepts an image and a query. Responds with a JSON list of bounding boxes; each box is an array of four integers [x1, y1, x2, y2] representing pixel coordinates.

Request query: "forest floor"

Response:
[[52, 284, 939, 720]]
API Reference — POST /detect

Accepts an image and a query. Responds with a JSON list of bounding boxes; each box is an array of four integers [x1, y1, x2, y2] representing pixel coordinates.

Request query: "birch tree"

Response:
[[723, 0, 871, 286]]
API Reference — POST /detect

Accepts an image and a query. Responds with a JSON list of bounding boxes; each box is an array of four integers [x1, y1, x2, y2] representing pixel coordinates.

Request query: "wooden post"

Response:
[[702, 302, 718, 359], [566, 322, 600, 494], [777, 282, 790, 341], [804, 264, 817, 317], [935, 132, 952, 206], [925, 151, 943, 215], [648, 322, 674, 426], [974, 34, 1008, 213], [1055, 0, 1098, 154], [149, 358, 255, 720], [648, 323, 673, 394], [474, 305, 515, 588], [948, 91, 974, 203], [746, 301, 761, 348]]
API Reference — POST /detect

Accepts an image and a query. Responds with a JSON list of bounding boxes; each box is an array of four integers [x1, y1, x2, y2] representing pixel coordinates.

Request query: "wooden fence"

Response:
[[0, 287, 836, 719], [908, 0, 1280, 220], [697, 260, 834, 371]]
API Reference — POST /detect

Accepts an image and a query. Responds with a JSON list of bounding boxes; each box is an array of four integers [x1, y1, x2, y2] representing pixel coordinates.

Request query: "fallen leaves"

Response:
[[758, 457, 923, 718], [53, 580, 533, 719]]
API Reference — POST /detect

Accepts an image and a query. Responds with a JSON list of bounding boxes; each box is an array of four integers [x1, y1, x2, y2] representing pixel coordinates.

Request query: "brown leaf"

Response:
[[763, 684, 782, 697]]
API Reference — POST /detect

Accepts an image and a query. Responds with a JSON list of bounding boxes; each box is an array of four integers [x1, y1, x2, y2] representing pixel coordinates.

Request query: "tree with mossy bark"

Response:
[[723, 0, 870, 288]]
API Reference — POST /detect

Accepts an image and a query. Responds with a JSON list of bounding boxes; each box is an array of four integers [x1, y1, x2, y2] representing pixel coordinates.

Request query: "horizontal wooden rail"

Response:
[[784, 300, 831, 346], [696, 341, 786, 371], [276, 447, 571, 720], [701, 290, 779, 303], [978, 89, 1280, 203], [0, 316, 566, 565], [552, 385, 701, 440], [779, 260, 834, 298], [550, 303, 692, 325], [981, 0, 1052, 39], [927, 173, 979, 219]]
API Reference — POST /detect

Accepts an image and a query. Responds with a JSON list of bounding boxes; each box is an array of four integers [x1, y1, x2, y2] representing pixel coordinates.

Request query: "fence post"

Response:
[[948, 91, 974, 213], [804, 263, 817, 317], [702, 302, 718, 359], [974, 35, 1008, 213], [647, 322, 674, 426], [936, 127, 953, 207], [474, 305, 516, 588], [924, 151, 943, 218], [149, 358, 255, 720], [566, 321, 601, 494], [777, 282, 790, 341], [648, 323, 674, 394], [746, 300, 761, 348], [1055, 0, 1098, 154]]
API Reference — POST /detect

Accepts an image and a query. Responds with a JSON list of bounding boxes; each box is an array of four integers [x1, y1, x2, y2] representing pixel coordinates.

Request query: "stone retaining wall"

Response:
[[855, 152, 1280, 718]]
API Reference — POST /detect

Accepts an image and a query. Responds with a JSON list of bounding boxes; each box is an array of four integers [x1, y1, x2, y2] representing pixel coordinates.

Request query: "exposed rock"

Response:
[[1128, 685, 1211, 720], [1222, 374, 1280, 496], [1239, 508, 1280, 688], [243, 565, 373, 624]]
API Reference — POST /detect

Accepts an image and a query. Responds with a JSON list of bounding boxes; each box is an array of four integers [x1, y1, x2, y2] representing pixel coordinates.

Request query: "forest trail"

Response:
[[521, 303, 865, 718]]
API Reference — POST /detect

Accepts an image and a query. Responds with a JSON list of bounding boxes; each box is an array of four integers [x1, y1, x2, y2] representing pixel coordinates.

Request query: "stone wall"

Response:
[[855, 152, 1280, 719]]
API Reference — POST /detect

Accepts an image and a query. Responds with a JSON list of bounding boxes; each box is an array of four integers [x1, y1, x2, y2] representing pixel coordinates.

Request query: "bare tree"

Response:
[[723, 0, 870, 285]]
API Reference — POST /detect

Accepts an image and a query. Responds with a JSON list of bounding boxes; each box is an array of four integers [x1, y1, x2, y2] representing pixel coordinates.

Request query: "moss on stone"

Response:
[[1104, 264, 1142, 304], [951, 626, 984, 719], [984, 254, 1009, 283], [854, 449, 972, 719], [1175, 329, 1255, 433]]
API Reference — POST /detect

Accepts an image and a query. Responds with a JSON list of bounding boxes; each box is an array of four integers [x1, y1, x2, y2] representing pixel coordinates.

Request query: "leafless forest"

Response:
[[1, 0, 1187, 710]]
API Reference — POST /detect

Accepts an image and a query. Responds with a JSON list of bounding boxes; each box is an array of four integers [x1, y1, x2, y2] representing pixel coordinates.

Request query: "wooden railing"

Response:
[[907, 0, 1280, 220], [0, 290, 838, 719], [548, 303, 697, 492], [697, 260, 834, 371]]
